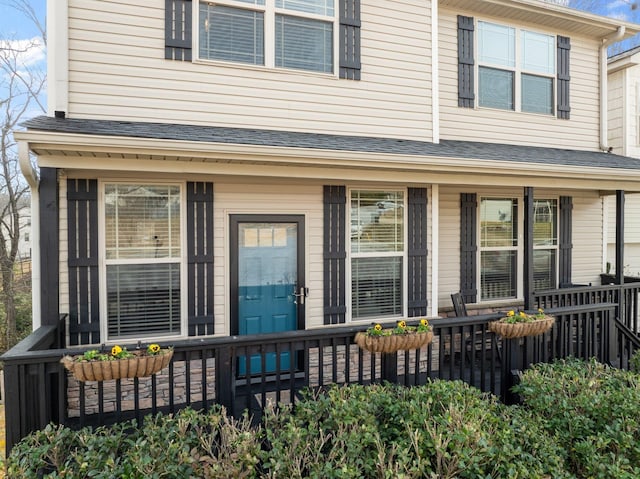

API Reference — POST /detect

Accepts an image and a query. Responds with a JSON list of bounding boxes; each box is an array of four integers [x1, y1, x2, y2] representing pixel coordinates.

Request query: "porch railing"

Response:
[[2, 297, 637, 455]]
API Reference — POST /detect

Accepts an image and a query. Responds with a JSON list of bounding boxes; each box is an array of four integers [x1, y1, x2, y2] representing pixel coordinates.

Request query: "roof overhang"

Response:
[[13, 127, 640, 192], [439, 0, 640, 39], [609, 46, 640, 73]]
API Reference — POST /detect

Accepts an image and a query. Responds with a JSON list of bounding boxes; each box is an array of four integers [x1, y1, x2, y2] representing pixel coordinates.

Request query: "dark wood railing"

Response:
[[2, 293, 638, 455]]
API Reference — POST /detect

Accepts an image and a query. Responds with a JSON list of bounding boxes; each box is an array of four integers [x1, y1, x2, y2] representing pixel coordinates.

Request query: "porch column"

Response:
[[523, 187, 534, 310], [39, 167, 59, 326], [616, 190, 625, 285]]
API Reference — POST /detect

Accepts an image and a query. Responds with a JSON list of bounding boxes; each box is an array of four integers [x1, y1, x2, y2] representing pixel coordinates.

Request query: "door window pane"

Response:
[[481, 251, 517, 300], [276, 0, 334, 16], [522, 74, 553, 114], [107, 264, 181, 339], [534, 199, 557, 246], [352, 257, 403, 319], [199, 4, 265, 65], [479, 67, 514, 110], [521, 30, 555, 74], [478, 21, 515, 68], [275, 15, 333, 73], [533, 249, 557, 291]]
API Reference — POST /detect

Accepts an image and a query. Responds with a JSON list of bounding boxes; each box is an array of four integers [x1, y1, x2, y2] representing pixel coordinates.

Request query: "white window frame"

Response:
[[533, 198, 559, 290], [195, 0, 339, 75], [477, 20, 556, 115], [347, 187, 408, 322], [476, 195, 559, 303], [98, 180, 188, 343]]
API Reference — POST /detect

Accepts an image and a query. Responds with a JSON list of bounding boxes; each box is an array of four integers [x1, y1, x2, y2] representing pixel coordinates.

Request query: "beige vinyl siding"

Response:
[[59, 175, 69, 317], [624, 65, 640, 159], [438, 8, 600, 150], [66, 0, 433, 141], [438, 186, 603, 309], [608, 69, 625, 155]]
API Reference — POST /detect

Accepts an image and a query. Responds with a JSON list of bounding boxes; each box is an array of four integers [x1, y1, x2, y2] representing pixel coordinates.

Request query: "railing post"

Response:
[[606, 307, 618, 367], [215, 346, 236, 416], [381, 353, 398, 383], [4, 362, 22, 456], [501, 338, 522, 404]]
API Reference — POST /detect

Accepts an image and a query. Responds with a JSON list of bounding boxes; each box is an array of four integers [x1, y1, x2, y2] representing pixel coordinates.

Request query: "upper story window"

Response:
[[198, 0, 335, 74], [477, 21, 555, 115]]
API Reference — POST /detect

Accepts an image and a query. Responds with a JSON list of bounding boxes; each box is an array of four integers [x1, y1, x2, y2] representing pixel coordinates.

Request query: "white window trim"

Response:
[[476, 20, 556, 115], [98, 180, 188, 344], [635, 82, 640, 146], [347, 187, 408, 323], [195, 0, 339, 76], [476, 195, 559, 303]]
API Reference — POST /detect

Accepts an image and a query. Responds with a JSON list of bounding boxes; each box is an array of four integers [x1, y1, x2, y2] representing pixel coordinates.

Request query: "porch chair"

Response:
[[450, 292, 502, 363]]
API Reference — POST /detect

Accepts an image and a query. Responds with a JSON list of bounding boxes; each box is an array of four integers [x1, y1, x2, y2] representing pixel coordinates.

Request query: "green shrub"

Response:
[[514, 357, 640, 478]]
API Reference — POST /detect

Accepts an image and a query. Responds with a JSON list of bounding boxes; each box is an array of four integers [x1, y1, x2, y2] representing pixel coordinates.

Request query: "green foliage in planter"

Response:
[[513, 358, 640, 479]]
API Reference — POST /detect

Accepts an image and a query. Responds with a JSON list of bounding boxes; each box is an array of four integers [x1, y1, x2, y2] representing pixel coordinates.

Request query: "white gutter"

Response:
[[601, 26, 626, 152], [18, 141, 41, 330]]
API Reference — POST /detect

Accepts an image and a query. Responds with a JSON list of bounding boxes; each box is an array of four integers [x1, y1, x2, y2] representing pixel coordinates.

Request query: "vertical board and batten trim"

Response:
[[165, 0, 192, 61], [559, 196, 573, 286], [557, 35, 571, 120], [457, 15, 474, 108], [187, 182, 214, 336], [323, 186, 346, 324], [339, 0, 361, 80], [40, 168, 60, 327], [460, 193, 477, 303], [67, 179, 100, 345], [407, 188, 428, 317]]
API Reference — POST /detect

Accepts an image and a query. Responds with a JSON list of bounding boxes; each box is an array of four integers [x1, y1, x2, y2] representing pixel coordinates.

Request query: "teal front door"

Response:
[[231, 215, 305, 375]]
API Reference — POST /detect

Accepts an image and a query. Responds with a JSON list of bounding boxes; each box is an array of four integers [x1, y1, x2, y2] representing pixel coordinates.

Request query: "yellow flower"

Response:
[[111, 345, 122, 357], [397, 320, 407, 329], [507, 310, 515, 317], [538, 308, 544, 314], [420, 319, 429, 327], [147, 344, 161, 355], [519, 311, 527, 317], [374, 324, 383, 331]]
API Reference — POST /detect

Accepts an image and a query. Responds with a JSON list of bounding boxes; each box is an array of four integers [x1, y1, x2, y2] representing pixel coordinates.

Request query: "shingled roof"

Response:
[[21, 115, 640, 171]]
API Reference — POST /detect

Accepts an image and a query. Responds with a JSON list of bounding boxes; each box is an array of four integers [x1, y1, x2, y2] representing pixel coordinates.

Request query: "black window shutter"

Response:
[[407, 188, 428, 317], [559, 196, 573, 286], [323, 185, 347, 324], [460, 193, 478, 303], [187, 182, 214, 336], [557, 36, 571, 120], [458, 15, 475, 108], [339, 0, 361, 80], [165, 0, 192, 61], [67, 179, 100, 345]]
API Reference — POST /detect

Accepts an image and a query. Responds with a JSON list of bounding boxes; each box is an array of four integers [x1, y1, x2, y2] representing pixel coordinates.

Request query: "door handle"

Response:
[[293, 287, 308, 305]]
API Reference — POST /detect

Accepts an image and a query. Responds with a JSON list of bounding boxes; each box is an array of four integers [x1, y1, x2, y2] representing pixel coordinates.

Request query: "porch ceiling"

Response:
[[439, 0, 640, 39], [14, 115, 640, 190]]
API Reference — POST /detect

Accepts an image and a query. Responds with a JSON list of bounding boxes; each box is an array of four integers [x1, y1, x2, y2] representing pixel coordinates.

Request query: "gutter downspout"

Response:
[[18, 141, 41, 330], [601, 26, 625, 152]]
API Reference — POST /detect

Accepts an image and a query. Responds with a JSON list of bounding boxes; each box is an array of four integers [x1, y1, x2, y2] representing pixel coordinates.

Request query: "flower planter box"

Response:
[[61, 349, 173, 382], [488, 316, 555, 339], [354, 331, 433, 354]]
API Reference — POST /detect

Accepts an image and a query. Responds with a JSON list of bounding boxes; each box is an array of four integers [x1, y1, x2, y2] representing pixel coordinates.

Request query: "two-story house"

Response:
[[13, 0, 640, 350]]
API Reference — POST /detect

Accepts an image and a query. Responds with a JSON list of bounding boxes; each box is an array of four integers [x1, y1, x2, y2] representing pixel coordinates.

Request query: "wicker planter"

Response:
[[61, 350, 173, 382], [488, 316, 555, 339], [354, 331, 434, 353]]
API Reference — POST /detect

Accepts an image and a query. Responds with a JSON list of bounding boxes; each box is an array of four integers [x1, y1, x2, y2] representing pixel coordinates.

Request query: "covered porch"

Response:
[[3, 283, 640, 455]]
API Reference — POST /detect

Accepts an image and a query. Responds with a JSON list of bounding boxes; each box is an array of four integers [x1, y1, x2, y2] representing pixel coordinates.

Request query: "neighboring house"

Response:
[[607, 47, 640, 278], [13, 0, 640, 347]]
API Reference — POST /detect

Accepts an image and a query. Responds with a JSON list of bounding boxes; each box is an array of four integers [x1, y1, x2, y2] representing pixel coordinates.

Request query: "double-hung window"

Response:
[[480, 198, 518, 301], [533, 199, 558, 290], [478, 21, 555, 115], [103, 184, 183, 340], [198, 0, 335, 74], [350, 190, 405, 320]]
